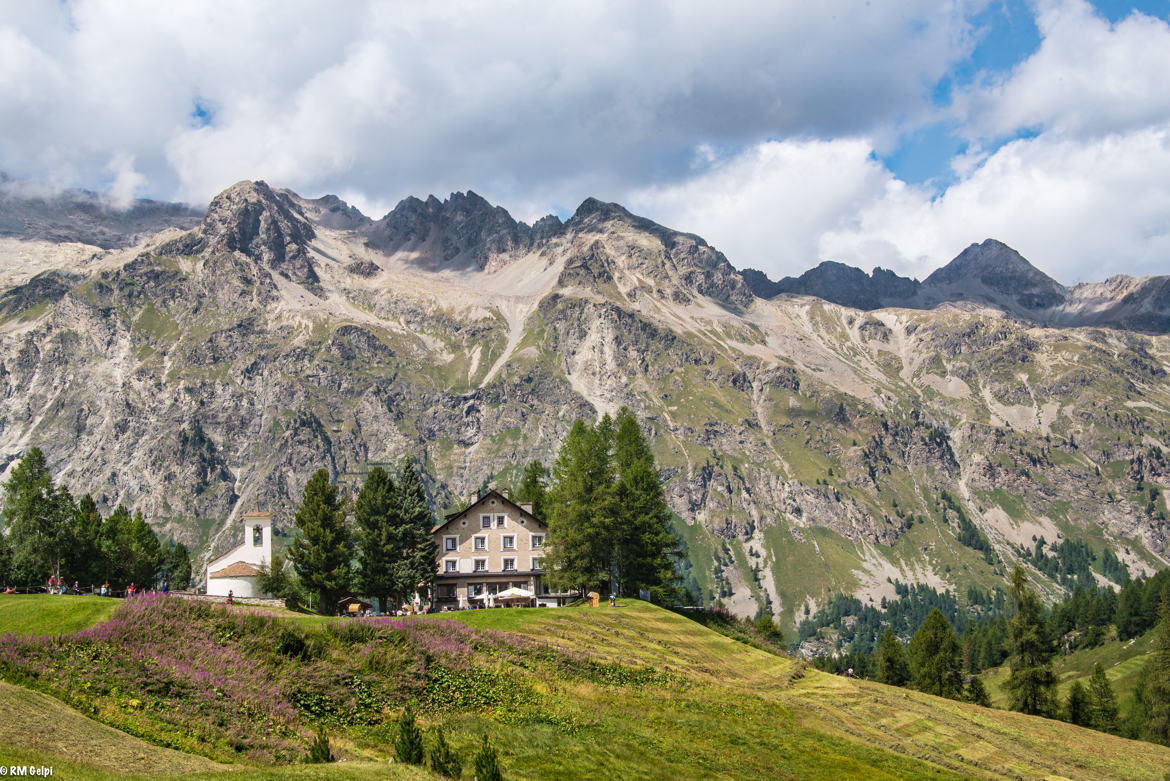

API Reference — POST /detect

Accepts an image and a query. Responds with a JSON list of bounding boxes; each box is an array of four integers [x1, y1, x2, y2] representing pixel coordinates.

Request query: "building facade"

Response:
[[431, 490, 550, 609], [205, 511, 273, 598]]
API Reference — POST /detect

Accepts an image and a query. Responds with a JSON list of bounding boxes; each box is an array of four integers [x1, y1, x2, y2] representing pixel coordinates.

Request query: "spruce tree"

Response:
[[1087, 662, 1119, 733], [473, 734, 503, 781], [98, 505, 133, 586], [354, 466, 397, 612], [168, 543, 192, 590], [394, 707, 424, 764], [1115, 579, 1145, 640], [72, 494, 103, 586], [127, 511, 161, 588], [1065, 680, 1090, 726], [290, 469, 352, 614], [1005, 565, 1058, 717], [2, 449, 76, 587], [545, 418, 615, 593], [390, 458, 438, 610], [1142, 585, 1170, 745], [965, 676, 991, 707], [427, 729, 462, 779], [874, 627, 910, 686], [909, 608, 963, 698], [518, 460, 549, 520]]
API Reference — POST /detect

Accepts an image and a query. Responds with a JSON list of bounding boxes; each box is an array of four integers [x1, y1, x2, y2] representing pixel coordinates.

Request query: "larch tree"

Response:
[[545, 418, 616, 593], [354, 466, 397, 613], [1087, 662, 1119, 734], [2, 448, 77, 586], [290, 468, 352, 614], [1065, 680, 1090, 726], [1142, 586, 1170, 745], [390, 458, 438, 610], [874, 627, 911, 687], [909, 608, 963, 699], [1005, 565, 1058, 717]]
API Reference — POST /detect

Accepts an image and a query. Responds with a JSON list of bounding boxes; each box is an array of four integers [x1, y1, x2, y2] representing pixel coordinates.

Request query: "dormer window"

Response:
[[253, 525, 263, 546]]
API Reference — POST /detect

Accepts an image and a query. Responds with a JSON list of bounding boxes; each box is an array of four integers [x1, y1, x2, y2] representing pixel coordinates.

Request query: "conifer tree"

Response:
[[1142, 585, 1170, 745], [1065, 680, 1090, 726], [517, 460, 548, 520], [874, 627, 910, 686], [1005, 565, 1058, 717], [395, 707, 424, 764], [427, 729, 462, 779], [390, 458, 438, 610], [1115, 579, 1145, 640], [545, 418, 615, 593], [354, 466, 397, 612], [168, 542, 192, 590], [127, 511, 161, 588], [290, 469, 352, 613], [965, 676, 991, 707], [1087, 662, 1119, 734], [473, 734, 503, 781], [909, 608, 963, 698], [72, 494, 103, 586], [2, 448, 77, 586], [98, 505, 133, 586]]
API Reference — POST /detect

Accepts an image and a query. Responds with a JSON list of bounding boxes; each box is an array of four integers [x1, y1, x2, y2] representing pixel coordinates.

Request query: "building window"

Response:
[[531, 557, 543, 571], [470, 583, 484, 596], [439, 585, 456, 598], [253, 525, 263, 546], [473, 536, 487, 551], [502, 535, 515, 549], [531, 535, 544, 549], [444, 536, 457, 551], [503, 558, 516, 571], [481, 515, 492, 528], [474, 559, 487, 572], [444, 560, 457, 573], [496, 514, 506, 528]]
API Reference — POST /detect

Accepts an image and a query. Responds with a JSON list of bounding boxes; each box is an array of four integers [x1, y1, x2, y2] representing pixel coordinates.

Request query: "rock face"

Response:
[[747, 238, 1170, 333], [1, 180, 1168, 626]]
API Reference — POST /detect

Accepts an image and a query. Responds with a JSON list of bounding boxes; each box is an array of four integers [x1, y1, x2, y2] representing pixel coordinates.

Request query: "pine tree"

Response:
[[427, 729, 462, 779], [390, 458, 438, 610], [1142, 585, 1170, 745], [545, 418, 615, 593], [1005, 565, 1057, 717], [98, 505, 134, 587], [168, 543, 192, 590], [289, 469, 352, 614], [1115, 579, 1145, 640], [72, 494, 103, 587], [1, 449, 76, 587], [354, 466, 397, 612], [1087, 662, 1119, 734], [909, 609, 963, 698], [874, 627, 911, 686], [472, 734, 503, 781], [127, 511, 161, 588], [518, 460, 548, 520], [965, 676, 991, 707], [1065, 680, 1090, 726], [394, 707, 424, 764]]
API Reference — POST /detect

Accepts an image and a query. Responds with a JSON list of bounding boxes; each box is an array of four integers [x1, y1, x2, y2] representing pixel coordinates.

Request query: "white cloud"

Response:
[[958, 0, 1170, 139], [0, 1, 980, 211]]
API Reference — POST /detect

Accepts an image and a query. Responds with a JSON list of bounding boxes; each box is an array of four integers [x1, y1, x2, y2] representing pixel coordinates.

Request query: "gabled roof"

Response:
[[432, 489, 543, 533], [209, 561, 262, 578]]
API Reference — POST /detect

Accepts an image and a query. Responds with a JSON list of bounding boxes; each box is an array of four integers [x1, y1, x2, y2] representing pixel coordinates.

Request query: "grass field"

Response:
[[0, 594, 119, 635], [1, 597, 1168, 779]]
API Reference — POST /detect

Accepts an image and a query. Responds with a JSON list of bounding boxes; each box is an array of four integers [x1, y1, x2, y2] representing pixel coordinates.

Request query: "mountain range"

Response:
[[0, 177, 1167, 626]]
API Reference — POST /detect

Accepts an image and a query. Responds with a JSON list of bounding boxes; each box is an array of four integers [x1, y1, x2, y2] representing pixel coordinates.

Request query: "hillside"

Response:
[[0, 181, 1168, 625], [1, 595, 1168, 779]]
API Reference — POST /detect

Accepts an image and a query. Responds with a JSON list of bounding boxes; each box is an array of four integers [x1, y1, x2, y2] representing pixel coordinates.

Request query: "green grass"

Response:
[[0, 594, 119, 635], [4, 598, 1170, 780]]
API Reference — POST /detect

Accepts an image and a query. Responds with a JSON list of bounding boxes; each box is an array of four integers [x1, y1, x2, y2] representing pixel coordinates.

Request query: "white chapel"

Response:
[[205, 511, 274, 598]]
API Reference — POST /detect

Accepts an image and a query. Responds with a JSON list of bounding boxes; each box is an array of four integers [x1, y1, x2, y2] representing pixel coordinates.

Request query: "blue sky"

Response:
[[2, 1, 1170, 282]]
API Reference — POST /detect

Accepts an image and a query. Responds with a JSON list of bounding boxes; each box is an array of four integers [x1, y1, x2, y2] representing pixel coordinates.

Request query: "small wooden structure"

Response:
[[337, 596, 372, 616]]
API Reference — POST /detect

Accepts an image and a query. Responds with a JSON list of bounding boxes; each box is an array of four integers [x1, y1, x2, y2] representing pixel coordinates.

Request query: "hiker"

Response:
[[226, 589, 233, 605], [100, 582, 109, 597], [127, 582, 136, 597], [609, 594, 616, 607]]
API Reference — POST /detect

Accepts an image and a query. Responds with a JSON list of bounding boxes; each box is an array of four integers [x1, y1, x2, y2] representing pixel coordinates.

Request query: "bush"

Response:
[[308, 728, 333, 763], [473, 734, 503, 781], [395, 707, 424, 764], [428, 729, 462, 779]]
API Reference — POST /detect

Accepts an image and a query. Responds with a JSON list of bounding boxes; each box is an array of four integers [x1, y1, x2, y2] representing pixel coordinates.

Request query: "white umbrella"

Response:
[[495, 586, 534, 600]]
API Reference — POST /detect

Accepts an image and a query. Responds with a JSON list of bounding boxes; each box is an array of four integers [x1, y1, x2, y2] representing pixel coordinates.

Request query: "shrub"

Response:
[[473, 734, 503, 781], [395, 707, 424, 764], [428, 729, 462, 779], [308, 728, 333, 763]]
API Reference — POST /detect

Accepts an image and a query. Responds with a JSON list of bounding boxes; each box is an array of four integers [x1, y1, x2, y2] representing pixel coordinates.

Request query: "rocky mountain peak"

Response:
[[363, 190, 549, 270], [190, 180, 321, 293], [567, 197, 635, 226], [923, 239, 1067, 310], [291, 192, 371, 231]]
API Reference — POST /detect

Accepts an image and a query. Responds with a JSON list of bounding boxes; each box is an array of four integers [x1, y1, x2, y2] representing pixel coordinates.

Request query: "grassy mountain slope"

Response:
[[1, 596, 1168, 779]]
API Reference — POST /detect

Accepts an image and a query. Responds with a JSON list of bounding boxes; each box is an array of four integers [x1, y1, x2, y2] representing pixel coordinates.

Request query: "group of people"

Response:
[[46, 576, 81, 595]]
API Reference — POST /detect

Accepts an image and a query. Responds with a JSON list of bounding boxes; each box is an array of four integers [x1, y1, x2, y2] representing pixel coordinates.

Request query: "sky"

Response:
[[2, 0, 1169, 283]]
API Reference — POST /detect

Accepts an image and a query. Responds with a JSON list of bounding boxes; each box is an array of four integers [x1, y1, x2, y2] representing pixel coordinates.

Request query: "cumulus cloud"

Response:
[[0, 0, 977, 213]]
